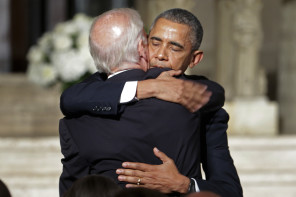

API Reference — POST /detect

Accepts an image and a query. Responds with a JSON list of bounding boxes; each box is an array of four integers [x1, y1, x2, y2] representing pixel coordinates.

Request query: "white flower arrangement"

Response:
[[26, 13, 97, 89]]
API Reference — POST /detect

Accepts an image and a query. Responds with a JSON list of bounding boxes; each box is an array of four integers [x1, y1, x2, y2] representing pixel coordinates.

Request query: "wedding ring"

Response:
[[137, 178, 141, 185]]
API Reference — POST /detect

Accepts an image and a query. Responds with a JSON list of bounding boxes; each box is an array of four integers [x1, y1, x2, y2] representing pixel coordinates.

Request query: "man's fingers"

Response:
[[153, 147, 170, 163], [118, 174, 145, 184], [193, 83, 208, 93], [121, 161, 154, 171], [116, 168, 144, 177]]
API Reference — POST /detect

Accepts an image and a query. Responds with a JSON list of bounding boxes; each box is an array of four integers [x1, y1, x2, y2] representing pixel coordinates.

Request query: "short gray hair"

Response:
[[150, 8, 203, 51], [89, 8, 146, 74]]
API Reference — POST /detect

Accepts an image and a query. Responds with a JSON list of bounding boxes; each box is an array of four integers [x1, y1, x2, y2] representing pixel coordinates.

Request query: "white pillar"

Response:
[[216, 0, 278, 135], [216, 0, 266, 99], [278, 0, 296, 134]]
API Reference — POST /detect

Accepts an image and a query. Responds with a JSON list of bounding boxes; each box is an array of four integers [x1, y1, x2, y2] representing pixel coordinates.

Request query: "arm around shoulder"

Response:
[[60, 73, 125, 117]]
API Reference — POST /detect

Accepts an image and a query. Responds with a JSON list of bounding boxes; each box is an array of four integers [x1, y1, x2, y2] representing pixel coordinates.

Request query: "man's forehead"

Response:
[[150, 18, 190, 40]]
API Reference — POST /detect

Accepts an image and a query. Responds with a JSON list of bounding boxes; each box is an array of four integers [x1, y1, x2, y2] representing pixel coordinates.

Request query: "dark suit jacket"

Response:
[[59, 68, 243, 197], [198, 108, 243, 197], [59, 69, 203, 196]]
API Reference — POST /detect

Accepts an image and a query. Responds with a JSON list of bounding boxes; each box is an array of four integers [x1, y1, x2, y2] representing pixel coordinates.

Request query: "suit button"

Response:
[[97, 106, 102, 111], [93, 106, 98, 111]]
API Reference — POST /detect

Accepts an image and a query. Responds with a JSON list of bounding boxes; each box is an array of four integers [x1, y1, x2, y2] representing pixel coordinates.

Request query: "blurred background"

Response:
[[0, 0, 296, 196]]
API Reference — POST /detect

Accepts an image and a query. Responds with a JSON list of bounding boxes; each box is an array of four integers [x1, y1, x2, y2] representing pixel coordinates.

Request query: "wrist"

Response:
[[176, 176, 191, 194], [137, 80, 157, 99]]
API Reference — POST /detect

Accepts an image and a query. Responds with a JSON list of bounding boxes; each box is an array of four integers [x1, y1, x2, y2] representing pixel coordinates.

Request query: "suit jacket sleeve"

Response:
[[195, 108, 243, 197], [184, 75, 225, 113], [59, 119, 90, 197], [60, 72, 125, 117]]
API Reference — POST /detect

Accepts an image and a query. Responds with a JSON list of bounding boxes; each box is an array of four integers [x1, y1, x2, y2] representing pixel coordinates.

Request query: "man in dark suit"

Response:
[[59, 8, 242, 197], [59, 8, 212, 197]]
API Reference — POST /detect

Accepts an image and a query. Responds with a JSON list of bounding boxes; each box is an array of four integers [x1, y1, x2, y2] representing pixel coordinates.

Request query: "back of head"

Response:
[[0, 179, 11, 197], [186, 191, 221, 197], [150, 8, 203, 51], [115, 188, 166, 197], [63, 175, 121, 197], [89, 8, 146, 74]]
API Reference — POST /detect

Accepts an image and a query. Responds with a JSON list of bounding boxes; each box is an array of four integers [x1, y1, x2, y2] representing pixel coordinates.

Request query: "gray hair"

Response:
[[150, 8, 203, 51], [89, 8, 146, 74]]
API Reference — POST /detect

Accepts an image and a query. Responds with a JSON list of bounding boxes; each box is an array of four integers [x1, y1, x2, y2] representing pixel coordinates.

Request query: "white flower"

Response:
[[52, 50, 88, 82], [38, 32, 52, 52], [52, 33, 73, 51], [78, 46, 97, 73], [27, 46, 44, 64], [54, 22, 77, 35], [88, 59, 97, 73], [27, 63, 42, 84], [39, 64, 58, 86], [27, 63, 58, 87], [76, 31, 89, 48], [26, 13, 95, 88], [73, 13, 93, 32]]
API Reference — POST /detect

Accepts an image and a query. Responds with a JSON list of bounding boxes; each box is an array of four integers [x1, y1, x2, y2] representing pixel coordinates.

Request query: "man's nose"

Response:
[[157, 47, 168, 61]]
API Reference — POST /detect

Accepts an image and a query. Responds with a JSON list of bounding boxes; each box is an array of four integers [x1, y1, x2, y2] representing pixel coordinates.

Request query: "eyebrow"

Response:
[[150, 36, 162, 42], [169, 41, 184, 49], [150, 36, 184, 49]]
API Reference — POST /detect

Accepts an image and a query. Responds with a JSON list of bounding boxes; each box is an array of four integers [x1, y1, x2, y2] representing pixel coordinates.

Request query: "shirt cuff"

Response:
[[120, 81, 138, 103], [191, 178, 200, 192]]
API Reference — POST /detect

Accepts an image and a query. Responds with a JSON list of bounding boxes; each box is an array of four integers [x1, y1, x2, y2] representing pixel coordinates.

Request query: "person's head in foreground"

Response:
[[0, 179, 11, 197], [186, 191, 221, 197], [114, 187, 166, 197], [63, 175, 122, 197]]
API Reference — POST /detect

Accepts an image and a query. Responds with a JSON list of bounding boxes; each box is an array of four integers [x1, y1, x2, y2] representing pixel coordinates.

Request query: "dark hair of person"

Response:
[[0, 179, 11, 197], [114, 188, 166, 197], [63, 175, 122, 197], [150, 8, 203, 51]]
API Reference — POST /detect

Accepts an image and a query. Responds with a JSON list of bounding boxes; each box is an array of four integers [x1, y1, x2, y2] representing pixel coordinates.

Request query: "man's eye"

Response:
[[152, 42, 160, 46], [171, 47, 181, 52]]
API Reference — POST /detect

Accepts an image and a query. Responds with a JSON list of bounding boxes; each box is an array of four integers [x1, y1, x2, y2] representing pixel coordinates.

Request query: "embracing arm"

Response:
[[184, 75, 225, 113], [59, 119, 90, 196], [137, 73, 211, 113], [197, 108, 243, 197], [60, 72, 125, 117], [137, 70, 224, 113], [60, 70, 213, 117], [116, 147, 191, 194]]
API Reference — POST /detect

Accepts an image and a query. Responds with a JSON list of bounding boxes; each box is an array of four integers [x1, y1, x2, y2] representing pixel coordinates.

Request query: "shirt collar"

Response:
[[108, 69, 132, 79]]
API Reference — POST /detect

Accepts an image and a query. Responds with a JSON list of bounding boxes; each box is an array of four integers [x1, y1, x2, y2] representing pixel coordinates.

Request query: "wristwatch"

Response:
[[188, 178, 196, 193]]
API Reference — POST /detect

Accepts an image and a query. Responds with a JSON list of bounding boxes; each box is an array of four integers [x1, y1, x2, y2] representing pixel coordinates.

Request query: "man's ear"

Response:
[[138, 39, 147, 59], [189, 50, 204, 68]]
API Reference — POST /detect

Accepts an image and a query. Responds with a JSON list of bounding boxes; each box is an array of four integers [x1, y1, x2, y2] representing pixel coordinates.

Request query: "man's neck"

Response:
[[109, 62, 145, 77]]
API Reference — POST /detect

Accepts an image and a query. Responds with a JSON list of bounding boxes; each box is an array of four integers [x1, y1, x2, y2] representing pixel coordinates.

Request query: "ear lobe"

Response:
[[138, 39, 146, 58], [189, 51, 204, 68]]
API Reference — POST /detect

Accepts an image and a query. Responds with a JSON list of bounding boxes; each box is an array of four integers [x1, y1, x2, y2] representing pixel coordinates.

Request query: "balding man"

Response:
[[59, 8, 210, 197]]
